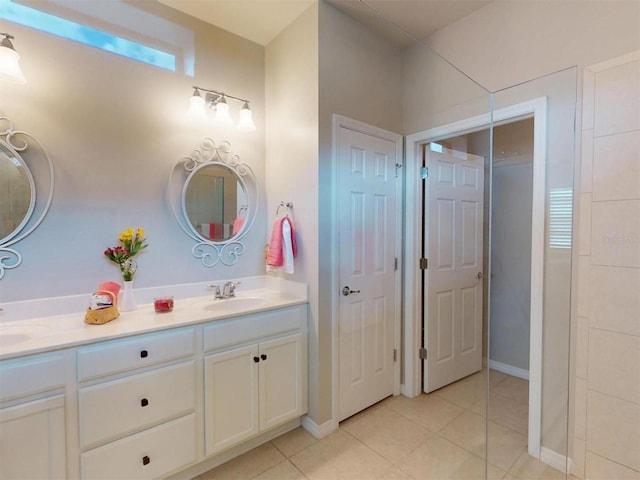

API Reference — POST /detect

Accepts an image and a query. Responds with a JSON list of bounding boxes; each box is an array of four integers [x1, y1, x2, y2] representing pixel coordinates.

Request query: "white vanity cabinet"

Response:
[[76, 328, 198, 479], [0, 295, 308, 479], [203, 306, 307, 456], [0, 352, 68, 480]]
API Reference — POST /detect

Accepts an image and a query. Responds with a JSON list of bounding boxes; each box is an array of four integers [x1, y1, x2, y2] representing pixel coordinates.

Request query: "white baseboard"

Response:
[[488, 359, 530, 380], [540, 447, 572, 474], [302, 415, 338, 439]]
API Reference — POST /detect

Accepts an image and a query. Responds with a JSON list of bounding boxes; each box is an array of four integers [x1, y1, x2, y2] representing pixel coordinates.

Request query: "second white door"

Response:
[[337, 124, 400, 421], [423, 144, 485, 393]]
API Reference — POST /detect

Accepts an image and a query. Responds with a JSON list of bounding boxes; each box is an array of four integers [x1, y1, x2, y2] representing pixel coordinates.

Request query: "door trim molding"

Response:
[[403, 97, 547, 458], [331, 114, 403, 425]]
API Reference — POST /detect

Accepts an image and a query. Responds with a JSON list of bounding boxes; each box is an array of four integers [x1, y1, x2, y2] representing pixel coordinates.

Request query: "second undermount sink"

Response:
[[0, 324, 50, 347], [203, 296, 268, 312]]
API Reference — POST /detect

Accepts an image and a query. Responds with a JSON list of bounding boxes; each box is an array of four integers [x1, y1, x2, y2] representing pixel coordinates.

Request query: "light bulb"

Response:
[[213, 96, 234, 127], [237, 102, 256, 132], [0, 35, 26, 84], [187, 88, 207, 121]]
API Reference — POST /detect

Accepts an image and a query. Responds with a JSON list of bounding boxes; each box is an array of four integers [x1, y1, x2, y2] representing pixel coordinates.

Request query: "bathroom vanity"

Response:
[[0, 286, 308, 479]]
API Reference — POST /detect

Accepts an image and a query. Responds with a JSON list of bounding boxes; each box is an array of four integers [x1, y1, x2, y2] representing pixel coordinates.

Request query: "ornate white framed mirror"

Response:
[[168, 138, 257, 266], [0, 117, 54, 279]]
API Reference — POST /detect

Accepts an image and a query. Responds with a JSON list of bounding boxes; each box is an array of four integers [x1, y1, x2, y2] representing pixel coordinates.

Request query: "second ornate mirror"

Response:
[[169, 139, 257, 266]]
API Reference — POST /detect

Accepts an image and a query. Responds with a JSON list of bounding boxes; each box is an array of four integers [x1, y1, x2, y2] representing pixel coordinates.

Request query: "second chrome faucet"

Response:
[[208, 281, 241, 299]]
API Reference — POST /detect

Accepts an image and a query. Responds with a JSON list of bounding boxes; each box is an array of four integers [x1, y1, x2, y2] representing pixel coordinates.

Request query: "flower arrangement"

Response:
[[104, 227, 148, 282]]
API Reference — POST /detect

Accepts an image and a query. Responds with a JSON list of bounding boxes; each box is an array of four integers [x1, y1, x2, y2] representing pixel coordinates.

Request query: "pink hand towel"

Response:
[[266, 217, 297, 268], [266, 217, 285, 266]]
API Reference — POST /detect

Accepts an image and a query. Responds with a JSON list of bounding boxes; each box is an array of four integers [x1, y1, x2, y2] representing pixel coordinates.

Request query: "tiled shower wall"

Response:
[[573, 52, 640, 479]]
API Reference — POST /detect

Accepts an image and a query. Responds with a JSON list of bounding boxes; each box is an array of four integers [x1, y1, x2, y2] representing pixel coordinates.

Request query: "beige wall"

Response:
[[402, 42, 490, 135], [265, 2, 320, 420], [0, 2, 266, 302], [572, 53, 640, 479]]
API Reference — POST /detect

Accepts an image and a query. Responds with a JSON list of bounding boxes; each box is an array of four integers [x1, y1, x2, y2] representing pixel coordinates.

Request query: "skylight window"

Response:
[[0, 0, 176, 72]]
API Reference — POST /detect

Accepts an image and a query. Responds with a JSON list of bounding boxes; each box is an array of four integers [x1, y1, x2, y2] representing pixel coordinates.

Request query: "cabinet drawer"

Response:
[[78, 361, 195, 448], [81, 413, 196, 480], [204, 306, 302, 352], [77, 327, 195, 381], [0, 352, 66, 402]]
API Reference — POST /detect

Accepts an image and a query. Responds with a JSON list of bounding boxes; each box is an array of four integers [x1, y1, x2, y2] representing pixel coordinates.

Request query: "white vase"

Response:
[[120, 280, 137, 312]]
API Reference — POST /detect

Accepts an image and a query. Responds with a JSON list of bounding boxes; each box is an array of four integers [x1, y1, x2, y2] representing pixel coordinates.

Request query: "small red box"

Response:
[[154, 297, 174, 312]]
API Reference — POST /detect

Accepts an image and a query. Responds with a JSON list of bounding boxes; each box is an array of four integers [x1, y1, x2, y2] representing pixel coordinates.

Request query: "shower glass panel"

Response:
[[327, 2, 578, 479], [488, 67, 577, 478], [324, 1, 492, 477]]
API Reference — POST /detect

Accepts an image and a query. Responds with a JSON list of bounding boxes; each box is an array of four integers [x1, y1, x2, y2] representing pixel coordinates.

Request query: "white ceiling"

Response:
[[327, 0, 491, 45], [158, 0, 491, 47]]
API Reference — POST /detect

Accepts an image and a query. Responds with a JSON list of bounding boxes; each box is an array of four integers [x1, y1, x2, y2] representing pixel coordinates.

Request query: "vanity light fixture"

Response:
[[0, 33, 26, 84], [188, 86, 256, 132]]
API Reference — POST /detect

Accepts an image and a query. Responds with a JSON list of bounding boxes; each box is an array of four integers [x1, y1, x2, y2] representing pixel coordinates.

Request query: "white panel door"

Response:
[[423, 144, 485, 393], [337, 126, 399, 421]]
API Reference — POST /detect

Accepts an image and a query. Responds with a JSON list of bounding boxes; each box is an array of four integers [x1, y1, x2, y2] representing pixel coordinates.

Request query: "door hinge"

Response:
[[420, 167, 429, 179], [419, 348, 428, 360], [395, 163, 402, 178], [393, 349, 397, 362], [394, 257, 398, 271], [419, 258, 428, 270]]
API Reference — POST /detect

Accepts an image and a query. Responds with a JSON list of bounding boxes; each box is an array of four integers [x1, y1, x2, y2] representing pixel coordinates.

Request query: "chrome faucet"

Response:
[[208, 284, 223, 299], [208, 281, 241, 299], [222, 281, 240, 298]]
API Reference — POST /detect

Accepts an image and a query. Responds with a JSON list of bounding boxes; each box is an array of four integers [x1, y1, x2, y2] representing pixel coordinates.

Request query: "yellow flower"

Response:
[[119, 228, 134, 242], [136, 227, 145, 237]]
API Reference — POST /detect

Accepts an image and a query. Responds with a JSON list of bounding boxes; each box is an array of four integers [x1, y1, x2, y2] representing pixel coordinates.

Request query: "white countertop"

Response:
[[0, 280, 308, 361]]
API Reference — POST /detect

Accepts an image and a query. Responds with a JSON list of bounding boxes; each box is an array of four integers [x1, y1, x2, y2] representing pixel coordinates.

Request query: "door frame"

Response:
[[403, 97, 547, 458], [331, 114, 403, 424]]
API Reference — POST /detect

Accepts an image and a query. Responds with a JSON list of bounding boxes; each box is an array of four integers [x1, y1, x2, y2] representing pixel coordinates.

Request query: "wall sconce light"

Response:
[[188, 86, 256, 132], [0, 33, 26, 84]]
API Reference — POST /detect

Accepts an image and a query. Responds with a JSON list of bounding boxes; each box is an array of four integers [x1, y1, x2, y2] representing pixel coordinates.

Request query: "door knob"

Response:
[[342, 286, 361, 296], [476, 272, 484, 279]]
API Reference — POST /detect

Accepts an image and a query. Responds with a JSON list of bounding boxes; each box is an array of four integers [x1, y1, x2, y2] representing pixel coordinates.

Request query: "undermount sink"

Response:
[[0, 324, 50, 347], [203, 297, 268, 312]]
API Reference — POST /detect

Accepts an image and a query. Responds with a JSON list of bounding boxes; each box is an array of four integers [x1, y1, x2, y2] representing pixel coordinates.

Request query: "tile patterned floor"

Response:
[[196, 370, 574, 480]]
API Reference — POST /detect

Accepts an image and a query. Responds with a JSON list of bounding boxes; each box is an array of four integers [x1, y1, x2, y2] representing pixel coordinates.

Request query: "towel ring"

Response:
[[275, 201, 293, 217]]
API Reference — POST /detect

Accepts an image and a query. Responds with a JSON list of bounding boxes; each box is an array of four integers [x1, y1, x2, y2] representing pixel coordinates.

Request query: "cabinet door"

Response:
[[259, 334, 303, 431], [204, 345, 259, 456], [0, 395, 66, 480]]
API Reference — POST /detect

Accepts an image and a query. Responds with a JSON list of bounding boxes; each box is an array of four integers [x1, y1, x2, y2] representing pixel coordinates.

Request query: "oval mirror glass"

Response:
[[183, 163, 249, 243], [0, 141, 34, 243]]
